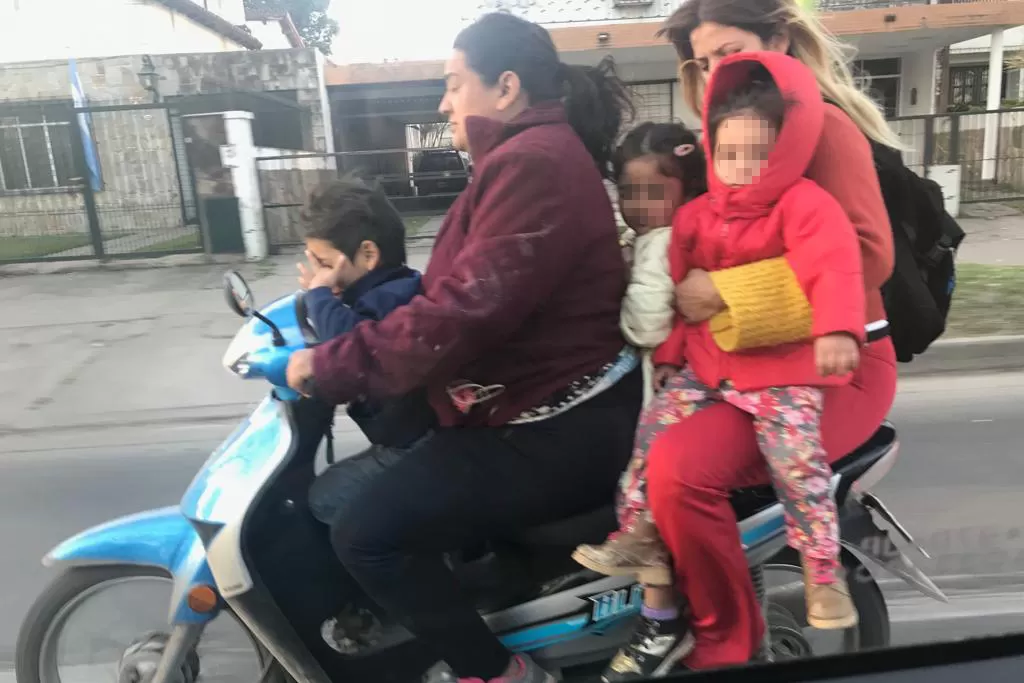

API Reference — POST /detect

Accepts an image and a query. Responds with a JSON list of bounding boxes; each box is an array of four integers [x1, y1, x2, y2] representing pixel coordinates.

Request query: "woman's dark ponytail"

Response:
[[560, 57, 635, 178], [455, 12, 634, 178]]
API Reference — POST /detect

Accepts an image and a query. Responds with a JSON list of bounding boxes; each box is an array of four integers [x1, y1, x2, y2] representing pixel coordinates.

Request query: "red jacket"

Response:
[[653, 52, 866, 391], [312, 102, 626, 426]]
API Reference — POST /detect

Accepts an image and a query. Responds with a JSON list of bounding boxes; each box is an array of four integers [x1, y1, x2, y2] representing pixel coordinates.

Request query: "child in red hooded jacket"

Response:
[[574, 52, 865, 655]]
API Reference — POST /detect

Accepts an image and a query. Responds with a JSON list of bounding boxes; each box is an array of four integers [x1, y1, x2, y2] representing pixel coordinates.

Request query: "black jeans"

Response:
[[329, 367, 642, 679], [308, 438, 428, 525]]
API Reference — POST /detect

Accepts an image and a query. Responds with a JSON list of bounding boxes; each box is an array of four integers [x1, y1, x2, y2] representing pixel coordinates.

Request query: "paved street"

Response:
[[2, 372, 1024, 677], [3, 232, 1024, 679]]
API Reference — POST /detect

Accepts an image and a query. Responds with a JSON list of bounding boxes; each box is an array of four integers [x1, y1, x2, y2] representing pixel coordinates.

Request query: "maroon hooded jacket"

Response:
[[312, 102, 627, 426], [653, 52, 866, 391]]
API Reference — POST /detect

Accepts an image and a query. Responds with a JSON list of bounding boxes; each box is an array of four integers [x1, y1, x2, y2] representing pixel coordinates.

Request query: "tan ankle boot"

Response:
[[572, 518, 673, 586], [804, 565, 859, 630]]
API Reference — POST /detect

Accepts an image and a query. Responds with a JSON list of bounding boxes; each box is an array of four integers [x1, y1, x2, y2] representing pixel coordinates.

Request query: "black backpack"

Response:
[[869, 142, 965, 362]]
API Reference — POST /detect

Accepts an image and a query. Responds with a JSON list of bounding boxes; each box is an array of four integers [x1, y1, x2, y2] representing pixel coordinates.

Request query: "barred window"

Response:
[[628, 82, 674, 124], [0, 103, 78, 192]]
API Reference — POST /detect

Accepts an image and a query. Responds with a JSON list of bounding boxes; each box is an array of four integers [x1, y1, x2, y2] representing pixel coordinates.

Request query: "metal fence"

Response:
[[0, 101, 200, 264], [257, 146, 469, 249], [818, 0, 1001, 9], [889, 107, 1024, 204]]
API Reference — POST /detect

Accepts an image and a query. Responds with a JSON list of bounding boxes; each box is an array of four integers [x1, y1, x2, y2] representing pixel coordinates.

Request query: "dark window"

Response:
[[854, 58, 901, 79], [0, 102, 78, 192], [853, 59, 900, 118], [950, 65, 1010, 108], [416, 150, 463, 173]]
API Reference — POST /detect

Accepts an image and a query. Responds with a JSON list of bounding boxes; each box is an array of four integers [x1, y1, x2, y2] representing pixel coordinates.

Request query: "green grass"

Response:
[[135, 233, 202, 253], [0, 234, 93, 260], [948, 263, 1024, 337]]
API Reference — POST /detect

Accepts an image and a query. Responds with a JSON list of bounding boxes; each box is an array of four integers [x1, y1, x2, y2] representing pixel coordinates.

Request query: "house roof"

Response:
[[153, 0, 264, 50], [245, 6, 305, 48], [325, 0, 1024, 86]]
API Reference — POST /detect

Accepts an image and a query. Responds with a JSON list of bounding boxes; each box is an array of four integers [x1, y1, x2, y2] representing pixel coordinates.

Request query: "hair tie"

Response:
[[674, 144, 695, 157]]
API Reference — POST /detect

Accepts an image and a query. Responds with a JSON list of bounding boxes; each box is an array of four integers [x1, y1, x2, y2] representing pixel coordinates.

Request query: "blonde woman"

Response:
[[599, 0, 899, 680]]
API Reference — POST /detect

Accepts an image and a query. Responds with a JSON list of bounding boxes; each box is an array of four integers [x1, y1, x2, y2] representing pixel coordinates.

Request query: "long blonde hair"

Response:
[[661, 0, 904, 149]]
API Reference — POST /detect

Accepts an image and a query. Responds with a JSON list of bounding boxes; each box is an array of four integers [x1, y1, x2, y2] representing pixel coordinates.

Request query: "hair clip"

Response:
[[674, 144, 695, 158]]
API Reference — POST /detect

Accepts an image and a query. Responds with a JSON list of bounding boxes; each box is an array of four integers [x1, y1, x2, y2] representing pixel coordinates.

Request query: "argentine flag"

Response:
[[68, 58, 102, 191]]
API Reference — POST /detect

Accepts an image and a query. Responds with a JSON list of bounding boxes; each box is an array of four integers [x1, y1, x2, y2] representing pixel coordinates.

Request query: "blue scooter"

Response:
[[14, 272, 947, 683]]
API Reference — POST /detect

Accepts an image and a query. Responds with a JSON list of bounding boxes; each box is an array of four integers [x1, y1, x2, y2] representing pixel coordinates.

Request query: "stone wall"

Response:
[[0, 48, 329, 250]]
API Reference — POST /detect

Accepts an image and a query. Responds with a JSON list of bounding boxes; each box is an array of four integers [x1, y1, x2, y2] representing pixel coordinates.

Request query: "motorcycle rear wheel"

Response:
[[764, 547, 890, 658]]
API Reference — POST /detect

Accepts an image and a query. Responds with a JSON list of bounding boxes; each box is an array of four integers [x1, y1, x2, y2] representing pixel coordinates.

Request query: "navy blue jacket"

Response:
[[305, 266, 435, 448], [304, 265, 422, 339]]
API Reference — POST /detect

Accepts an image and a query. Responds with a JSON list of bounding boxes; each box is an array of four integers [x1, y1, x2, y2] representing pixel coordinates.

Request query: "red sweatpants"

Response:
[[645, 338, 898, 670]]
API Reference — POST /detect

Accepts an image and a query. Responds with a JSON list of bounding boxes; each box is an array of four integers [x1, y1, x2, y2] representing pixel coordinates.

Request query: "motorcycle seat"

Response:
[[513, 423, 897, 548], [728, 422, 897, 519]]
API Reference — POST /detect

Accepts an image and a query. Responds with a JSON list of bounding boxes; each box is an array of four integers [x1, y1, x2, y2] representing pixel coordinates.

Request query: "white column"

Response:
[[982, 29, 1005, 181], [315, 51, 336, 154], [221, 111, 268, 261]]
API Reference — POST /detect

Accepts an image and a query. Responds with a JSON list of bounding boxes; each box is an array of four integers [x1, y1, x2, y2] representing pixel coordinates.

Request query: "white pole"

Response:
[[221, 111, 268, 261], [982, 29, 1005, 181]]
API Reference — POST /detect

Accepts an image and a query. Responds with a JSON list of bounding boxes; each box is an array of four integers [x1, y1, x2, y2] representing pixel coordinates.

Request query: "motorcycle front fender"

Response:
[[841, 496, 949, 604], [44, 506, 218, 624]]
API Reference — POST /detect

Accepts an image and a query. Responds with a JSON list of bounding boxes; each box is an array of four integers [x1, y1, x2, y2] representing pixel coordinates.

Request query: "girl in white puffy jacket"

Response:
[[612, 122, 708, 405]]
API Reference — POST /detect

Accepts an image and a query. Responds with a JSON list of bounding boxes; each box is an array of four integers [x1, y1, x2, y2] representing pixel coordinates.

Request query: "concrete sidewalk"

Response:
[[0, 207, 1022, 436], [956, 202, 1024, 266]]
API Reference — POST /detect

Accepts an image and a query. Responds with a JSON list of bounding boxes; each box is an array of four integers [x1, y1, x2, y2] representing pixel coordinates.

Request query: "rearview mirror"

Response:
[[224, 271, 255, 318]]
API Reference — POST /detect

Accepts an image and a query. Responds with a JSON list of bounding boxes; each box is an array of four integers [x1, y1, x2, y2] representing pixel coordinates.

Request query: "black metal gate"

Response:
[[888, 107, 1024, 204], [0, 101, 199, 264]]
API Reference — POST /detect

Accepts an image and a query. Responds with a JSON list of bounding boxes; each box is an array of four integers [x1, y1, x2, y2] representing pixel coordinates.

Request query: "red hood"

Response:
[[703, 52, 824, 213]]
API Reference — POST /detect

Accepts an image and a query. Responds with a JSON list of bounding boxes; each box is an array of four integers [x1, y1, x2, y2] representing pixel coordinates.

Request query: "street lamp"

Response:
[[137, 55, 164, 103]]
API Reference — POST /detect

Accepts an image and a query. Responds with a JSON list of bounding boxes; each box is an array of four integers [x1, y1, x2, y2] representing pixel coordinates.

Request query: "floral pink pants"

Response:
[[617, 367, 840, 578]]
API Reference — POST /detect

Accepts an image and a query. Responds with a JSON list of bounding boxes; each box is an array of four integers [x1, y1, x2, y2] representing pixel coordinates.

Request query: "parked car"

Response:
[[412, 149, 469, 196]]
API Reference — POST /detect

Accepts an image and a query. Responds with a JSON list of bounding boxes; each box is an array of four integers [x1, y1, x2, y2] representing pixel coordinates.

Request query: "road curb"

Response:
[[0, 403, 369, 440], [0, 237, 433, 278], [898, 335, 1024, 378], [0, 335, 1019, 437], [0, 405, 254, 437]]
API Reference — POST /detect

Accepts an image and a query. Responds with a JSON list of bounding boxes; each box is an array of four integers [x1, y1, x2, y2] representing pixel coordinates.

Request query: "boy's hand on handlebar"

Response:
[[815, 333, 860, 377]]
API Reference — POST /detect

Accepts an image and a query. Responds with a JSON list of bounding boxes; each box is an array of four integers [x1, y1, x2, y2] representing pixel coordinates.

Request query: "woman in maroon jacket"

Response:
[[286, 12, 639, 683]]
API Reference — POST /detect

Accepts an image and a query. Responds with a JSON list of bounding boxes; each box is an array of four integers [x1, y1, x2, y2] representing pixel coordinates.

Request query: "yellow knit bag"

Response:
[[707, 257, 813, 352]]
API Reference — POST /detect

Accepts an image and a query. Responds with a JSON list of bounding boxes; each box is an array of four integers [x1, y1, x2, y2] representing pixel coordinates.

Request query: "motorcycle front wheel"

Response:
[[15, 565, 288, 683]]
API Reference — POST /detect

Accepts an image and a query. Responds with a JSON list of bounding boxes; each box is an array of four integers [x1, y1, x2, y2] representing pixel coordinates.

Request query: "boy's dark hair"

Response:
[[707, 68, 790, 146], [613, 122, 708, 202], [301, 176, 406, 268]]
